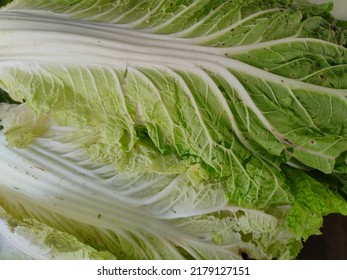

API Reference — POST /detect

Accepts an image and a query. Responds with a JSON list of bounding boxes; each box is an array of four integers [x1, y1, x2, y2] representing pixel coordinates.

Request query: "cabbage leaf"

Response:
[[0, 0, 346, 259]]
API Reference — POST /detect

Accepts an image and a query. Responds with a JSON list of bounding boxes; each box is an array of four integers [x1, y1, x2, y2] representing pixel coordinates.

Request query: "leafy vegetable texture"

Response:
[[0, 0, 346, 260]]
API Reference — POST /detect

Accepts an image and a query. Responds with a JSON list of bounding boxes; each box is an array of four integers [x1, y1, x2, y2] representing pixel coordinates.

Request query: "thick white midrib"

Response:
[[1, 10, 334, 61], [219, 37, 347, 55], [2, 9, 347, 61], [0, 125, 281, 257], [0, 10, 190, 44], [0, 157, 197, 257], [0, 146, 157, 231], [0, 16, 344, 100], [3, 8, 280, 50], [1, 132, 265, 254], [0, 136, 156, 229]]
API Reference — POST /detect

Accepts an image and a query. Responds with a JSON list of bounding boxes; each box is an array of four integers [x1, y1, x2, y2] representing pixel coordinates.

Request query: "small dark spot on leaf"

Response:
[[35, 166, 45, 171], [240, 251, 252, 260], [281, 80, 284, 83], [98, 214, 101, 218], [236, 210, 245, 218]]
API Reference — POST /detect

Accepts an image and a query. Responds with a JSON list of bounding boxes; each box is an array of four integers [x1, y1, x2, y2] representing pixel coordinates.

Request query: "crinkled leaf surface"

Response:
[[0, 0, 346, 259]]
